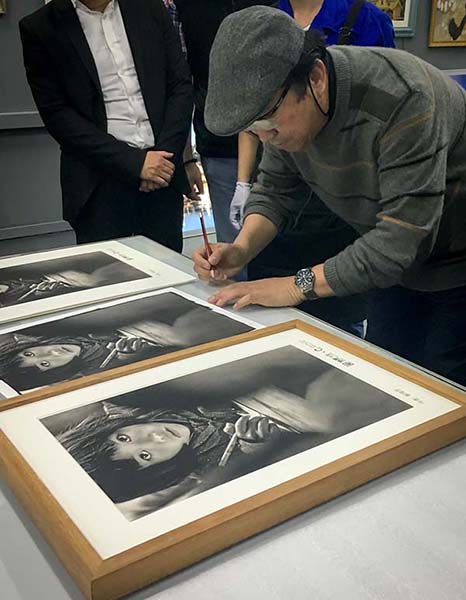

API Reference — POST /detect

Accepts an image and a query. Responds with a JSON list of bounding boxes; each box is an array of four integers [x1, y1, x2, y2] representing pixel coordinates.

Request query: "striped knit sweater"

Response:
[[245, 46, 466, 295]]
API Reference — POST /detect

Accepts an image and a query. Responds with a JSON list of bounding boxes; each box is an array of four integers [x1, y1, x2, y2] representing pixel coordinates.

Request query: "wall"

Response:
[[0, 0, 75, 257]]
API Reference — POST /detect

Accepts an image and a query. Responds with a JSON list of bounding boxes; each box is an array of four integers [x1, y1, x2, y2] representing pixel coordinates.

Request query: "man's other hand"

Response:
[[139, 150, 175, 191]]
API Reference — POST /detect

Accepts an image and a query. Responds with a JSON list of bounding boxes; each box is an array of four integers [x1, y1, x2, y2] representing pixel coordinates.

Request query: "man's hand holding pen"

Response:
[[192, 242, 248, 281]]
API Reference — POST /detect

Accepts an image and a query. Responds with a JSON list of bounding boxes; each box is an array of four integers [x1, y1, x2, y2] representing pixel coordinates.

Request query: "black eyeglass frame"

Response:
[[245, 84, 291, 135], [255, 84, 291, 123]]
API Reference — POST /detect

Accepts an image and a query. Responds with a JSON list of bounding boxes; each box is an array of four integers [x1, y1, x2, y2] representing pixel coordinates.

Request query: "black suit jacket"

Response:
[[20, 0, 193, 225]]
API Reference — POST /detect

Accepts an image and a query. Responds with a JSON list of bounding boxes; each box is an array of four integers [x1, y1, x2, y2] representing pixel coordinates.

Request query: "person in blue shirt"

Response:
[[228, 0, 395, 337], [276, 0, 395, 45]]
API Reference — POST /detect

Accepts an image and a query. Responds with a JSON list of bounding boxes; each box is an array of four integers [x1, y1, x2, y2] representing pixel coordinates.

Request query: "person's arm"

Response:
[[234, 214, 279, 263], [230, 132, 262, 229], [237, 131, 261, 182], [243, 143, 314, 231], [151, 1, 193, 164], [183, 130, 204, 199], [19, 19, 146, 184], [192, 145, 311, 282], [192, 213, 278, 281], [324, 90, 447, 297]]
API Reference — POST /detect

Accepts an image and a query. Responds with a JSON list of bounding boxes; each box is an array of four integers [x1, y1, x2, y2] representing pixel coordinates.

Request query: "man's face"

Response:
[[247, 61, 329, 152]]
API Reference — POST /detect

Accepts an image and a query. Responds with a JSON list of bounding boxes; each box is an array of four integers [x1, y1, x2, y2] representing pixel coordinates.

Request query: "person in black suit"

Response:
[[19, 0, 193, 251]]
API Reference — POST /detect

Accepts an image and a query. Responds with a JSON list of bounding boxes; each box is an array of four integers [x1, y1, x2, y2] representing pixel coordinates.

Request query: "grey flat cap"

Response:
[[205, 6, 305, 136]]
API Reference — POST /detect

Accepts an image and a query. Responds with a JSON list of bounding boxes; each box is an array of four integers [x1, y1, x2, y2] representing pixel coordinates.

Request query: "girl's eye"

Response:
[[139, 450, 152, 462], [23, 351, 34, 357], [116, 434, 131, 443], [40, 361, 50, 368]]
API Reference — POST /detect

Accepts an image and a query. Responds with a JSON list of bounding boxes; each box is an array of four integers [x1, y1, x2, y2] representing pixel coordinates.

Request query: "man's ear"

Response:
[[308, 58, 327, 95]]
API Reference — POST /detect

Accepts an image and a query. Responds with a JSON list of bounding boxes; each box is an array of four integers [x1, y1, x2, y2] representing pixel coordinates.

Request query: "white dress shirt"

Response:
[[73, 0, 155, 149]]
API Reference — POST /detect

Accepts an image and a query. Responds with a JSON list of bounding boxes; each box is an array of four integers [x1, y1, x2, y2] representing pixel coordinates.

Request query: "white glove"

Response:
[[229, 181, 252, 230]]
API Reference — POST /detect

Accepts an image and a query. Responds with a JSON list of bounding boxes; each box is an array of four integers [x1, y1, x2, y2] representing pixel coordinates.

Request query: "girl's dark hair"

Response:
[[57, 411, 198, 504], [0, 335, 85, 391], [284, 29, 327, 98]]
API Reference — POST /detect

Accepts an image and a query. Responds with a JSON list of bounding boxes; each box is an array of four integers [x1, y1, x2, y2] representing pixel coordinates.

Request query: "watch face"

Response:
[[295, 268, 315, 294]]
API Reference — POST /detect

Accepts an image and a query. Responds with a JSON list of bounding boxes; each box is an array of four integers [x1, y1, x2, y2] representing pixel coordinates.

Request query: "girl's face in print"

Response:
[[18, 344, 82, 371], [109, 423, 191, 468]]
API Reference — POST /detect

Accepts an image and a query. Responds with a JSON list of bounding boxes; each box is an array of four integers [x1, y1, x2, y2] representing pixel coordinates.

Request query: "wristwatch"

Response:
[[294, 267, 318, 300]]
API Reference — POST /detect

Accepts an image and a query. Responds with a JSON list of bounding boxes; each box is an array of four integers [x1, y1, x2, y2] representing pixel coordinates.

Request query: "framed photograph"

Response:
[[429, 1, 466, 46], [0, 240, 194, 325], [1, 320, 465, 600], [0, 288, 259, 401], [370, 0, 418, 37], [0, 0, 6, 14]]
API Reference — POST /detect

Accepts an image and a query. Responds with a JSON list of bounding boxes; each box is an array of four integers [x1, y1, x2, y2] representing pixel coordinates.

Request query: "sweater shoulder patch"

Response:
[[349, 85, 400, 122]]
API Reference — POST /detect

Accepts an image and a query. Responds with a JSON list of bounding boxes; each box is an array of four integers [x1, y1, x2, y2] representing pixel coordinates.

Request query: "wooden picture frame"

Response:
[[429, 1, 466, 47], [370, 0, 418, 37], [1, 320, 465, 600]]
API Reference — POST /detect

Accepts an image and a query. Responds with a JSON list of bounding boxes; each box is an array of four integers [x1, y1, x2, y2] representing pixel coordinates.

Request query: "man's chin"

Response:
[[271, 141, 296, 152], [280, 143, 303, 153]]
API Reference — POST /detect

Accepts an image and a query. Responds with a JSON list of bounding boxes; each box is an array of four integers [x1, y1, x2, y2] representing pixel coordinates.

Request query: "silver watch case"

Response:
[[294, 268, 318, 300]]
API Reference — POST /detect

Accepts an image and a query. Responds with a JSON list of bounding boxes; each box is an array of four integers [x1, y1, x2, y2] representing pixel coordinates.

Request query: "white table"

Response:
[[1, 236, 466, 600]]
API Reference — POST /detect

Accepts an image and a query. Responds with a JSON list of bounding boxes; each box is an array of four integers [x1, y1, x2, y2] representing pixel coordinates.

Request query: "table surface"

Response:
[[1, 236, 465, 600]]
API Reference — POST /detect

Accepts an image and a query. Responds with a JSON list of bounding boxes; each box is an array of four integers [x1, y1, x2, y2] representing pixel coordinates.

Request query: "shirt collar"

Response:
[[72, 0, 115, 15]]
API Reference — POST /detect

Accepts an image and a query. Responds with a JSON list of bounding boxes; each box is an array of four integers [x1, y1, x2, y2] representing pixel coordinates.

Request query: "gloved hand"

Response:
[[229, 181, 252, 230]]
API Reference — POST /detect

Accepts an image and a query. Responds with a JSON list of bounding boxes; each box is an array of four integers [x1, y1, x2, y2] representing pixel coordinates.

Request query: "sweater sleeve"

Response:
[[324, 90, 448, 296], [243, 144, 314, 232]]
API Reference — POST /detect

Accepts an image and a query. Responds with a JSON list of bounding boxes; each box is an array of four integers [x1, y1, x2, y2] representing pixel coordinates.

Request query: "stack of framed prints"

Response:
[[0, 241, 196, 325], [1, 320, 465, 600]]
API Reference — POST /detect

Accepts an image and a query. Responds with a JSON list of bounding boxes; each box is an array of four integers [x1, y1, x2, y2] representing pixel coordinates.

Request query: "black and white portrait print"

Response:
[[0, 292, 254, 393], [42, 346, 411, 522], [0, 252, 149, 308]]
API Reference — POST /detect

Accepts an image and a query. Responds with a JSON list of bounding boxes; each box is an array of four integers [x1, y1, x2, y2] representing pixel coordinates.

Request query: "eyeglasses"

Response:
[[245, 85, 290, 133]]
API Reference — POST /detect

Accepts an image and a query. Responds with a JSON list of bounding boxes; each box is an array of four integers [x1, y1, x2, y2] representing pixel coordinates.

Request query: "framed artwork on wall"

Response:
[[370, 0, 418, 37], [0, 0, 6, 14], [1, 320, 465, 600], [429, 1, 466, 46]]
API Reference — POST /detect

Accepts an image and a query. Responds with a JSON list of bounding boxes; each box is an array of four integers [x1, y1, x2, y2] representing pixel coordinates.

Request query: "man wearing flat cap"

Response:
[[192, 6, 466, 387]]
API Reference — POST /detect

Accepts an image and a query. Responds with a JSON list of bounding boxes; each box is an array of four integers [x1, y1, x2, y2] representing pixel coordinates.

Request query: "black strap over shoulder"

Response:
[[337, 0, 366, 45]]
